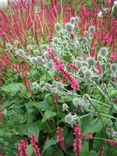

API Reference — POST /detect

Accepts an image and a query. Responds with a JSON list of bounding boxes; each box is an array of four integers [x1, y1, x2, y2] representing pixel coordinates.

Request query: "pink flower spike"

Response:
[[110, 50, 117, 62], [0, 61, 3, 68], [71, 79, 79, 91], [56, 127, 66, 153], [31, 135, 41, 156], [18, 139, 29, 156], [98, 147, 104, 156], [81, 133, 93, 139], [105, 140, 117, 147], [0, 112, 3, 121], [73, 124, 82, 156]]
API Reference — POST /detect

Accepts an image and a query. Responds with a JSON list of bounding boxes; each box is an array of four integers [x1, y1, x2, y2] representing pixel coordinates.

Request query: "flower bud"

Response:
[[55, 23, 63, 31], [65, 113, 73, 124], [32, 82, 39, 89], [112, 131, 117, 138], [44, 52, 50, 61], [50, 87, 58, 94], [87, 57, 96, 66], [73, 98, 81, 107], [65, 23, 73, 32], [6, 43, 13, 51], [27, 45, 33, 51], [43, 83, 52, 91], [82, 61, 88, 67], [15, 49, 24, 56], [84, 69, 93, 78], [97, 54, 103, 62], [62, 41, 68, 47], [53, 37, 61, 44], [88, 26, 95, 33], [70, 17, 75, 24], [73, 59, 82, 68], [30, 57, 38, 65], [106, 128, 113, 136], [74, 17, 79, 23], [110, 63, 117, 73], [36, 56, 43, 62], [99, 47, 108, 57], [14, 40, 19, 45], [33, 50, 40, 55], [41, 44, 48, 51], [107, 119, 113, 127], [62, 103, 69, 111]]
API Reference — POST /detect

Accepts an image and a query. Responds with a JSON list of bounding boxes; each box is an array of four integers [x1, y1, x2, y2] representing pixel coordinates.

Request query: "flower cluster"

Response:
[[73, 124, 82, 156], [31, 135, 41, 156], [56, 127, 66, 153], [0, 112, 3, 121], [48, 49, 79, 90], [18, 139, 29, 156], [73, 124, 93, 156]]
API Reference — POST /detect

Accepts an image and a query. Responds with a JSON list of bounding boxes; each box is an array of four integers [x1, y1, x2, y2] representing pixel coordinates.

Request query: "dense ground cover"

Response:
[[0, 0, 117, 155]]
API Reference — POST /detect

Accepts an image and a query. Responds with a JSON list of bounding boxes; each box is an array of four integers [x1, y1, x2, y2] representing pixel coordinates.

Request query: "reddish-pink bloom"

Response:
[[73, 124, 93, 156], [96, 64, 103, 74], [21, 72, 31, 94], [54, 63, 64, 71], [24, 62, 29, 72], [110, 50, 117, 62], [105, 140, 117, 147], [2, 54, 11, 63], [16, 63, 21, 73], [0, 153, 5, 156], [24, 79, 31, 94], [53, 95, 59, 104], [71, 79, 79, 91], [54, 73, 58, 80], [0, 112, 3, 121], [81, 133, 93, 139], [0, 61, 3, 68], [21, 72, 27, 79], [56, 127, 66, 153], [69, 64, 77, 71], [31, 135, 41, 156], [18, 139, 29, 156], [73, 124, 82, 156], [49, 49, 79, 90], [98, 147, 104, 156]]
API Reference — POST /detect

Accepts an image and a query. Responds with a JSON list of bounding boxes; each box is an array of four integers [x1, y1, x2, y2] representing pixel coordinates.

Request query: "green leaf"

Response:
[[89, 150, 97, 156], [27, 124, 39, 139], [110, 89, 117, 97], [80, 141, 89, 156], [25, 102, 35, 113], [42, 138, 57, 153], [63, 55, 72, 62], [82, 118, 103, 133], [27, 144, 33, 155], [1, 83, 24, 95], [63, 126, 73, 148], [34, 101, 49, 111], [93, 131, 104, 150], [115, 120, 117, 129], [42, 110, 57, 123]]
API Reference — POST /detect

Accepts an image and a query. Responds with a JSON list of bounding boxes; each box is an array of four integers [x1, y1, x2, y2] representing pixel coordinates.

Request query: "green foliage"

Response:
[[0, 0, 117, 155]]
